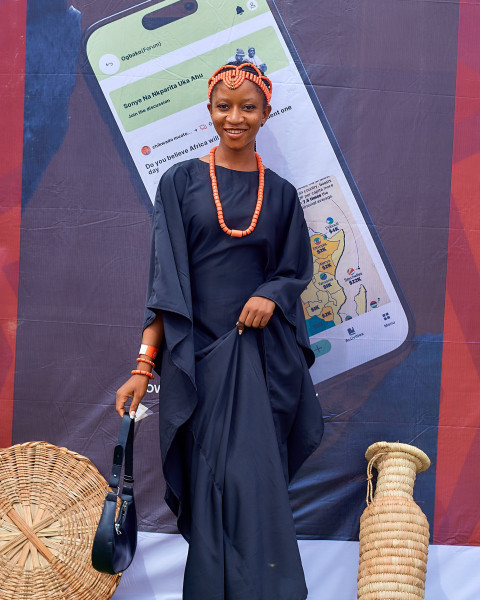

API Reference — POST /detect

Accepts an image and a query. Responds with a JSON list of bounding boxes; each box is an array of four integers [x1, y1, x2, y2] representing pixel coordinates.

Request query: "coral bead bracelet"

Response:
[[131, 369, 154, 380], [137, 357, 155, 368]]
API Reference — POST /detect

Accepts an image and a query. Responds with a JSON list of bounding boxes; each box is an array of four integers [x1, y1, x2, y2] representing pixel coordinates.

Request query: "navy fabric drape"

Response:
[[143, 159, 323, 599]]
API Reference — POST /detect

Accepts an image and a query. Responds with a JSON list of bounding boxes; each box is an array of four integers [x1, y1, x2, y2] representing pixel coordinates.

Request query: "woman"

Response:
[[116, 62, 323, 600]]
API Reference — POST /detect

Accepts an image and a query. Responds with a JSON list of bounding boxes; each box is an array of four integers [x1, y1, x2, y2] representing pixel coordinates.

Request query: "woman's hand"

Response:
[[116, 373, 150, 418], [116, 313, 164, 417], [237, 296, 275, 333]]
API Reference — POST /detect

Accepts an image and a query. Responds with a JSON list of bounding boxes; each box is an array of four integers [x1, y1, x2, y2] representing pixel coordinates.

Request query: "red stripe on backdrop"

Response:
[[435, 0, 480, 546], [0, 1, 26, 447]]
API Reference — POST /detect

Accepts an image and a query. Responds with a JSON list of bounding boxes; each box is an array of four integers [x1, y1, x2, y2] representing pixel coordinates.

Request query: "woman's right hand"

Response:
[[116, 373, 150, 418], [117, 314, 164, 417]]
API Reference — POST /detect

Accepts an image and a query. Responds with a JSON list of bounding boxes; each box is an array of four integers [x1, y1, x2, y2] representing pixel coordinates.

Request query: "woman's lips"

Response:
[[224, 129, 247, 136]]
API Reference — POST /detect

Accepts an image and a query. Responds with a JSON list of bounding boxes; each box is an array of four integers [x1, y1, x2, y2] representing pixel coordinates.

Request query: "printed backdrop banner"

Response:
[[1, 0, 479, 561]]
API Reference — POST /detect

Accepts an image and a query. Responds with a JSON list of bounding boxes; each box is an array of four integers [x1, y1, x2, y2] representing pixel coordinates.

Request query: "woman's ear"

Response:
[[262, 103, 272, 124], [207, 102, 212, 116]]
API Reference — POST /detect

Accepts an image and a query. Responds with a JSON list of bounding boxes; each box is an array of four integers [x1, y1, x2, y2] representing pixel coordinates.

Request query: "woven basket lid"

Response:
[[0, 441, 121, 599], [365, 441, 430, 473]]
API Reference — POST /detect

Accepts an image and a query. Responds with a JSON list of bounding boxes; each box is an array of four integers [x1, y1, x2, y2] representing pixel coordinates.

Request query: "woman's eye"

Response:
[[217, 104, 229, 109], [244, 105, 256, 110]]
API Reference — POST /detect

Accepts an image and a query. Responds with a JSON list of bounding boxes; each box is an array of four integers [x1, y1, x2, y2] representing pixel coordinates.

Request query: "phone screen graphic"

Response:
[[85, 0, 412, 383]]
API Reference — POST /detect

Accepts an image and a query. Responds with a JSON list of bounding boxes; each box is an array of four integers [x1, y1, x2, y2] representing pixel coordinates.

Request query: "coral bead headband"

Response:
[[208, 63, 273, 104]]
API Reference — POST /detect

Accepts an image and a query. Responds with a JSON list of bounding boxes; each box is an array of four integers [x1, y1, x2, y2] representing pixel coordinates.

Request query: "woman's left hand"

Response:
[[237, 296, 275, 333]]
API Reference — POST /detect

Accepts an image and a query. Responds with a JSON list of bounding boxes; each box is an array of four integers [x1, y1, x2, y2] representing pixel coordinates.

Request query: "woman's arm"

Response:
[[115, 313, 164, 417]]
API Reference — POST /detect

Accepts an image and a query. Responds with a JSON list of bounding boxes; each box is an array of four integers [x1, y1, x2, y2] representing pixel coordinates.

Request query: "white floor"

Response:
[[112, 533, 480, 599]]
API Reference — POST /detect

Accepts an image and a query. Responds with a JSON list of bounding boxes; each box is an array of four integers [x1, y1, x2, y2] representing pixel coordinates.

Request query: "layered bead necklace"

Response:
[[209, 145, 265, 238]]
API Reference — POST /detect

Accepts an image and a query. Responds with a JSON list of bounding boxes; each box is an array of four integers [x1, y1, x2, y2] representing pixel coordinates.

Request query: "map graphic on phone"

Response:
[[84, 0, 413, 384]]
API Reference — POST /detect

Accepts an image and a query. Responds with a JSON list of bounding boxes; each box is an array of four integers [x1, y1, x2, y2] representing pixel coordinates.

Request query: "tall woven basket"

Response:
[[0, 441, 121, 600], [357, 442, 431, 600]]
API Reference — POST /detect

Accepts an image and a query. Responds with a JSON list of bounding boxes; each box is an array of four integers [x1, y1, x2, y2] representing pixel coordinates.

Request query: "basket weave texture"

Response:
[[0, 441, 121, 600], [357, 442, 430, 600]]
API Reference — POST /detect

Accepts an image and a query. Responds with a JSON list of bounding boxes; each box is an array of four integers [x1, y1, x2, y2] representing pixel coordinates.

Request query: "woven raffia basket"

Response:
[[0, 441, 121, 599], [357, 442, 431, 600]]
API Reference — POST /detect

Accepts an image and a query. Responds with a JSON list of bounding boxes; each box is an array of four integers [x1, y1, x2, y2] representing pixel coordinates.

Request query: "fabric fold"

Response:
[[144, 164, 195, 386], [183, 327, 308, 600]]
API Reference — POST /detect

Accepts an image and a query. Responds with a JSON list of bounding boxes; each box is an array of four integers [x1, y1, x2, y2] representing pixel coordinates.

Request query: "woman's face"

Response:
[[208, 80, 271, 154]]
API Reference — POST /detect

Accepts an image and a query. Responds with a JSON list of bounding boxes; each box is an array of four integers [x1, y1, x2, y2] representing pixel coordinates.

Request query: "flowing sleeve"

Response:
[[251, 183, 315, 366], [142, 165, 195, 385], [141, 166, 199, 520]]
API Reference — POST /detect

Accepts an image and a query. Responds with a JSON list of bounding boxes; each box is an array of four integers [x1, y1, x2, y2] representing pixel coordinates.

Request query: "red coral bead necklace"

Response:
[[209, 145, 265, 238]]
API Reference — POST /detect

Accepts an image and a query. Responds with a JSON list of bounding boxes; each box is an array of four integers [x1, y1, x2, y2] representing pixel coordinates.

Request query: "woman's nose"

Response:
[[227, 106, 243, 124]]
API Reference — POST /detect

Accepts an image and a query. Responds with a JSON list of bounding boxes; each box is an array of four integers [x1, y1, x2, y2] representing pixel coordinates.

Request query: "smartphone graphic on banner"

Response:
[[84, 0, 413, 384]]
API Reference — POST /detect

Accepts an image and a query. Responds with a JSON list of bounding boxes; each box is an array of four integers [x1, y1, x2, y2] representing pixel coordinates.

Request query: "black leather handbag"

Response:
[[92, 413, 137, 574]]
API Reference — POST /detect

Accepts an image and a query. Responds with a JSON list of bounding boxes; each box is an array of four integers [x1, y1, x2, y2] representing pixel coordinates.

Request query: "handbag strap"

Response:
[[108, 414, 135, 490]]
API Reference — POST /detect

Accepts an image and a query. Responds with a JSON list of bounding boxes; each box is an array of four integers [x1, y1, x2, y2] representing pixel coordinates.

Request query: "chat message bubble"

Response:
[[109, 26, 288, 132]]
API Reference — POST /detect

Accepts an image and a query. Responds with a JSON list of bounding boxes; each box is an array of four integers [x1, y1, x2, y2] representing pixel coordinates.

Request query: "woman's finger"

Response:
[[243, 309, 255, 328], [251, 313, 264, 328], [129, 392, 143, 417], [259, 313, 271, 328], [115, 392, 130, 418], [237, 305, 248, 329]]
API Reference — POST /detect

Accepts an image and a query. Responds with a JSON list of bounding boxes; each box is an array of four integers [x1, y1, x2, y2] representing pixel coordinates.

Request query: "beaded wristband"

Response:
[[139, 344, 159, 360], [131, 369, 154, 380], [136, 357, 155, 368]]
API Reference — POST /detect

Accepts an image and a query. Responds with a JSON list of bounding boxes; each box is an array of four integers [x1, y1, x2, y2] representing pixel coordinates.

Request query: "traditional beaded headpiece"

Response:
[[208, 63, 273, 104]]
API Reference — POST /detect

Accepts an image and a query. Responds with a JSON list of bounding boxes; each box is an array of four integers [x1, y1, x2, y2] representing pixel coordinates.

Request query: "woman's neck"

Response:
[[212, 143, 258, 172]]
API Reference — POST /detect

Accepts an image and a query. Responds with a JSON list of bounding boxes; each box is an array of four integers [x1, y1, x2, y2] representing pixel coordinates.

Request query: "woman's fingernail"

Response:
[[130, 411, 136, 419]]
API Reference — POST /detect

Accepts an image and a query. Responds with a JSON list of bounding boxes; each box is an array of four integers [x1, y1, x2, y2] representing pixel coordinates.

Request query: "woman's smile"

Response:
[[224, 128, 248, 137]]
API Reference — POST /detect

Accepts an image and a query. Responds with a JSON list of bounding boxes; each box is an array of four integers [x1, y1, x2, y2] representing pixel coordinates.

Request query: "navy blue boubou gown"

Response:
[[143, 158, 323, 600]]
